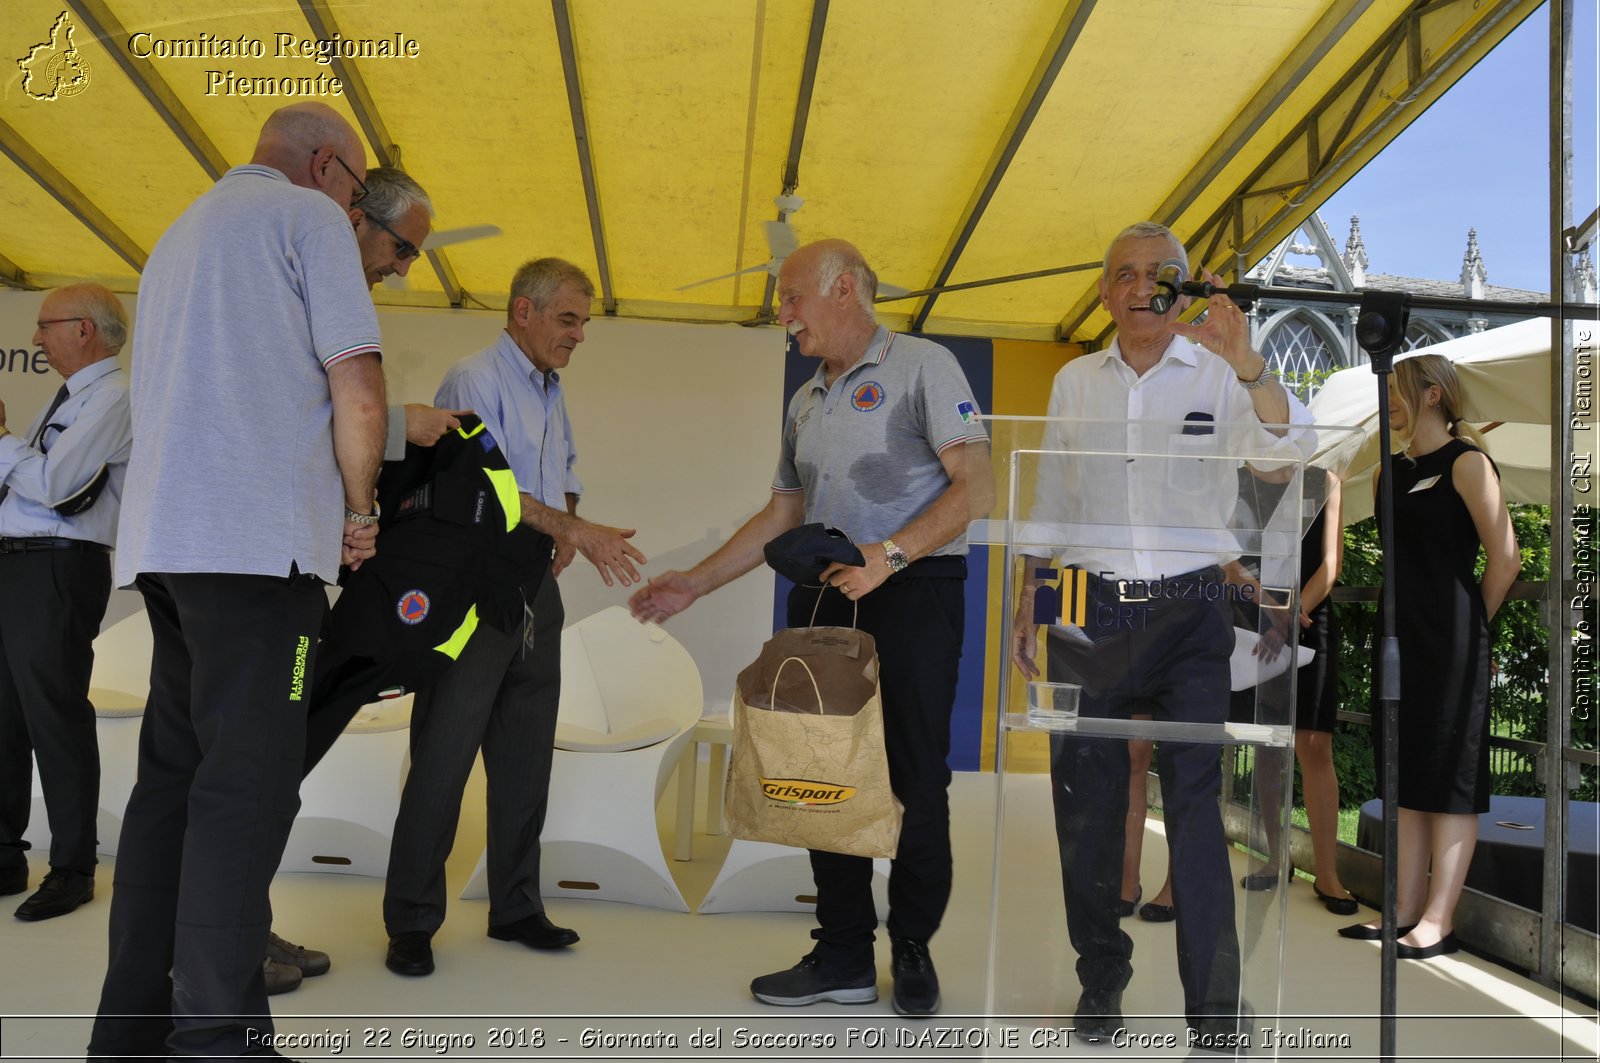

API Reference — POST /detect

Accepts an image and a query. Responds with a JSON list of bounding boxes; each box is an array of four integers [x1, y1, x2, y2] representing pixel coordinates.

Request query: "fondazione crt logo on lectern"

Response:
[[17, 12, 92, 102], [760, 778, 856, 807]]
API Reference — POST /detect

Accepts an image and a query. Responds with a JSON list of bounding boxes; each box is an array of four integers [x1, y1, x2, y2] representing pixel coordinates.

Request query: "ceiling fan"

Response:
[[678, 195, 909, 299]]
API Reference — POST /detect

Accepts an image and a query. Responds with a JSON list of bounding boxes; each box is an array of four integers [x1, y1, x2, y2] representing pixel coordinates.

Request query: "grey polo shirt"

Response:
[[115, 164, 381, 585], [773, 326, 986, 557]]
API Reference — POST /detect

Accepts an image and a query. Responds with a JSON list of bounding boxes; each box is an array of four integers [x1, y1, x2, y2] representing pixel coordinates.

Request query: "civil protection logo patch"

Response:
[[851, 381, 886, 411], [396, 590, 431, 625]]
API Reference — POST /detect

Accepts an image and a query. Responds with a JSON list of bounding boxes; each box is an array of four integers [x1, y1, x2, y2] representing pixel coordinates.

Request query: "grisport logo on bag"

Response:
[[760, 777, 857, 806]]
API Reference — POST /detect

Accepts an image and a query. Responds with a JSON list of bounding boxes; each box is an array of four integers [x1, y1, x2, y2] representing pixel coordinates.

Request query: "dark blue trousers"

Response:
[[1046, 568, 1242, 1026]]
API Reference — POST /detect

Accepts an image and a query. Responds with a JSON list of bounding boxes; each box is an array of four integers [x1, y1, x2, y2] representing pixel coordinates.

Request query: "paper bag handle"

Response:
[[808, 586, 860, 629], [770, 655, 825, 716]]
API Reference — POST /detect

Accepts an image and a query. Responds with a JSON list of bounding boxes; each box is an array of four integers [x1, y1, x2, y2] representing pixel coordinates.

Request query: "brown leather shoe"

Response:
[[267, 931, 331, 977], [264, 956, 303, 995]]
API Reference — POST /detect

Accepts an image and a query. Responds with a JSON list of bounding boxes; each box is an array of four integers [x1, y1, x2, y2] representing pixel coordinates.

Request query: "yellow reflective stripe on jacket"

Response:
[[457, 422, 487, 440], [434, 604, 479, 660], [484, 467, 520, 533]]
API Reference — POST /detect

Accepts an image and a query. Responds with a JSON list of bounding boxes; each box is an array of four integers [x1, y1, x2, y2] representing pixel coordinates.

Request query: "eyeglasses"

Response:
[[36, 317, 86, 330], [364, 213, 421, 262], [331, 153, 369, 208]]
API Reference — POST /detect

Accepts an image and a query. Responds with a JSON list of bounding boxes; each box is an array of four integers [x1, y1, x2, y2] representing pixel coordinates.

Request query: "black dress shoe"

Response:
[[385, 931, 435, 976], [0, 866, 27, 897], [1138, 901, 1176, 922], [1396, 932, 1459, 960], [488, 911, 579, 949], [1073, 988, 1123, 1042], [1337, 921, 1418, 940], [14, 868, 93, 921], [1313, 883, 1360, 916]]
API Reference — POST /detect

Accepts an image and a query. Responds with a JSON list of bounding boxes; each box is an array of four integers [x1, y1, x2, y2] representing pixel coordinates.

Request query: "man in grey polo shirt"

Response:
[[630, 239, 989, 1017], [89, 102, 387, 1060]]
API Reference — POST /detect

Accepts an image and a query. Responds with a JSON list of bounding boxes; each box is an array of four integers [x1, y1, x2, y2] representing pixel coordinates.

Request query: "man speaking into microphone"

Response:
[[1010, 221, 1311, 1048]]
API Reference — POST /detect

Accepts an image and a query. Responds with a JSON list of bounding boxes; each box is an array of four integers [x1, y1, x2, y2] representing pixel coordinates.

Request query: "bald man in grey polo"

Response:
[[774, 324, 984, 542]]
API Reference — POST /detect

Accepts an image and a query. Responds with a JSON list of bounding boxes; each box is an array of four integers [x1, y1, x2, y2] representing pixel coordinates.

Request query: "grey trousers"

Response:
[[382, 572, 561, 935]]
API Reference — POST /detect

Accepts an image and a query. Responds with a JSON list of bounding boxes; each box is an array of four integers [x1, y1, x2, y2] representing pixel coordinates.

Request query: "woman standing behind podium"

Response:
[[1344, 354, 1519, 957]]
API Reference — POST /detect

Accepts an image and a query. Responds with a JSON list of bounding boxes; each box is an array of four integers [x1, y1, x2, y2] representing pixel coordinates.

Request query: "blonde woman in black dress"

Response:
[[1341, 354, 1519, 957]]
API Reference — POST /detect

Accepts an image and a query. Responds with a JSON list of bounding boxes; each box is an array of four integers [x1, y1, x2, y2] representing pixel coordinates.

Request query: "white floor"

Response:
[[1, 768, 1594, 1062]]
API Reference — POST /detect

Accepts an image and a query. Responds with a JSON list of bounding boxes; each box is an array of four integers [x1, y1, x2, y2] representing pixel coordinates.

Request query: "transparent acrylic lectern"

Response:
[[969, 415, 1360, 1060]]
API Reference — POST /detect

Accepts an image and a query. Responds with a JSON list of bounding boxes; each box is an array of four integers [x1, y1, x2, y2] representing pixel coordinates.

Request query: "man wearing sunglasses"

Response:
[[351, 165, 430, 290]]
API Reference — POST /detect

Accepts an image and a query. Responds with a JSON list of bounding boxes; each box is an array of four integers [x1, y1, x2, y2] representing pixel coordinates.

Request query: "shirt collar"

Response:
[[804, 325, 894, 393], [1100, 334, 1199, 373], [225, 164, 290, 184], [63, 357, 120, 395], [494, 330, 559, 390]]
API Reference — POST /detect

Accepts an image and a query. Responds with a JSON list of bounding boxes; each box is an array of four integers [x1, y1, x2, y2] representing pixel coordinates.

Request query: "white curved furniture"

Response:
[[461, 606, 703, 911], [697, 838, 891, 914], [280, 696, 414, 877]]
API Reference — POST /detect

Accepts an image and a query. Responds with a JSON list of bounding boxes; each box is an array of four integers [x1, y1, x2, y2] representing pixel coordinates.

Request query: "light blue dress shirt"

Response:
[[434, 330, 582, 509], [0, 357, 132, 546]]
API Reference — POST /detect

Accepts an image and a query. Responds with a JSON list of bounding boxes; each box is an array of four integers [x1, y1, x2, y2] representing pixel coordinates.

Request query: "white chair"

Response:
[[87, 611, 153, 857], [280, 696, 413, 877], [697, 838, 891, 914], [461, 606, 702, 911]]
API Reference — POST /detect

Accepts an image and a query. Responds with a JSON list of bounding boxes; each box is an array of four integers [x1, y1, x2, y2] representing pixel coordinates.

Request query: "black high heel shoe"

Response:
[[1337, 922, 1417, 940], [1396, 932, 1459, 960]]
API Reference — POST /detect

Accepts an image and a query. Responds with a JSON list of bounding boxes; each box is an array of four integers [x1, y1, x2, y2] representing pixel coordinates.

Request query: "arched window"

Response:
[[1258, 311, 1340, 378], [1402, 320, 1452, 351]]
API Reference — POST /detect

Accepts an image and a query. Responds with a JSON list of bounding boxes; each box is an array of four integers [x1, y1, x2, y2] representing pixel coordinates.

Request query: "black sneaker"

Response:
[[750, 955, 877, 1006], [1073, 987, 1124, 1042], [889, 937, 940, 1016]]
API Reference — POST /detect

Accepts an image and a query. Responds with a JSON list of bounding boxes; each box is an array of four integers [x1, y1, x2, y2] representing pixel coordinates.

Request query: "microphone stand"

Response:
[[1349, 290, 1409, 1063], [1175, 278, 1596, 320]]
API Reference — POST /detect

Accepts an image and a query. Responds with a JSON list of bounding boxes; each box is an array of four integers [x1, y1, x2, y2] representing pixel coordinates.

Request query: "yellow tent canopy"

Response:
[[0, 0, 1543, 341]]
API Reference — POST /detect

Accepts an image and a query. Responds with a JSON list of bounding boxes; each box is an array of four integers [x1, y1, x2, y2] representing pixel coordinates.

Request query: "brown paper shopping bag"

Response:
[[724, 626, 902, 859]]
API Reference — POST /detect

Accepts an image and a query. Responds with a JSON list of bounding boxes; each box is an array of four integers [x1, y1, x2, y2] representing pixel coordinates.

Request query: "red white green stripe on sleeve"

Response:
[[934, 432, 988, 455], [323, 342, 382, 369]]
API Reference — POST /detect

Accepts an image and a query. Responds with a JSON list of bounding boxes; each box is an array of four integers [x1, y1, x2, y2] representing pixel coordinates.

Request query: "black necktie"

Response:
[[0, 384, 70, 508], [30, 384, 71, 449]]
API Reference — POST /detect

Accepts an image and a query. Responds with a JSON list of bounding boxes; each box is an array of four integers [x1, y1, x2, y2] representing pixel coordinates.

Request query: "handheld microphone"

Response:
[[1147, 259, 1188, 314]]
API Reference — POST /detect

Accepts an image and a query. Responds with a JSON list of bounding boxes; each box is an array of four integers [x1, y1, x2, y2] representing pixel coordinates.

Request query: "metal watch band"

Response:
[[882, 538, 910, 572], [1238, 362, 1274, 390]]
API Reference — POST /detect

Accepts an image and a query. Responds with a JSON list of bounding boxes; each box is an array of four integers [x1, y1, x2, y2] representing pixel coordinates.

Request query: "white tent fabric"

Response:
[[1308, 317, 1588, 524]]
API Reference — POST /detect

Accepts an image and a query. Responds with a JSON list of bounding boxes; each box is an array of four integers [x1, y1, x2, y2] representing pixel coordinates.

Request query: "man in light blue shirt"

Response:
[[0, 283, 131, 923], [381, 257, 646, 978]]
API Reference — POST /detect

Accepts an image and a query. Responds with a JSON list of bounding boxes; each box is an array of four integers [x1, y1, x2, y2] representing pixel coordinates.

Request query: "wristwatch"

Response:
[[344, 501, 381, 527], [881, 538, 910, 573], [1238, 360, 1274, 390]]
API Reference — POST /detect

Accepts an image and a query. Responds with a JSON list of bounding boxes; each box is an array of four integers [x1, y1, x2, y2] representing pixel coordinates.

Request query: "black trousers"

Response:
[[0, 548, 110, 877], [89, 570, 327, 1062], [788, 569, 965, 971], [1046, 569, 1241, 1026], [383, 571, 559, 935]]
